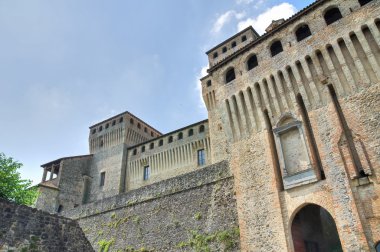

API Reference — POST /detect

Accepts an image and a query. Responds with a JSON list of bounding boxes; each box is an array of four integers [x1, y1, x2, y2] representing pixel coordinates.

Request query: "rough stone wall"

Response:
[[63, 161, 240, 251], [88, 144, 126, 202], [201, 0, 380, 251], [0, 198, 93, 252]]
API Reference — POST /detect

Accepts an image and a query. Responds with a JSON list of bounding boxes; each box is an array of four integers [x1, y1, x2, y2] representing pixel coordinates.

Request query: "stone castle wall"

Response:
[[201, 0, 380, 251], [0, 198, 93, 252], [62, 161, 240, 251]]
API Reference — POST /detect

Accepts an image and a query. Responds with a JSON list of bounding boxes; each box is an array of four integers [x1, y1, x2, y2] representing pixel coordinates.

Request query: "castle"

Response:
[[35, 0, 380, 251]]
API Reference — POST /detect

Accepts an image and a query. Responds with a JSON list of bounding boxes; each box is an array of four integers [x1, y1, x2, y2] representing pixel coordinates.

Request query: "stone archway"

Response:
[[291, 204, 343, 252]]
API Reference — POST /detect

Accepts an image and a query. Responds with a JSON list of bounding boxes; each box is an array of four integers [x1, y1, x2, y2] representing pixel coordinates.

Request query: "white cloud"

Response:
[[212, 10, 245, 34], [195, 65, 209, 109], [236, 0, 253, 4], [237, 2, 297, 34]]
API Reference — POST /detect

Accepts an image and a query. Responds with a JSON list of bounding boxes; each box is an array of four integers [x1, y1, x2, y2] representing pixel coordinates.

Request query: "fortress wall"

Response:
[[62, 161, 240, 251], [0, 198, 93, 252], [126, 121, 210, 191], [201, 0, 380, 250]]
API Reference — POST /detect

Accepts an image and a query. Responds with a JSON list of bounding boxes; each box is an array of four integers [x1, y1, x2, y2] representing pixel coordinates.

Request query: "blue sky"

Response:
[[0, 0, 313, 185]]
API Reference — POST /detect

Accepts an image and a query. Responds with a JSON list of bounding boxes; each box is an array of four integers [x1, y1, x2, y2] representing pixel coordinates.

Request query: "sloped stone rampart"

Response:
[[0, 198, 93, 252], [64, 161, 240, 251]]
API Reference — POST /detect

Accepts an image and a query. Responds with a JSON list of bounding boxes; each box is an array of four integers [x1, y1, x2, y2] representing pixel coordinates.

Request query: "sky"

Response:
[[0, 0, 313, 185]]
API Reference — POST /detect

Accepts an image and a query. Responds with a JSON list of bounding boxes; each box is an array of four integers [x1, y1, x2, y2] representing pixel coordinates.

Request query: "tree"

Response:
[[0, 152, 38, 205]]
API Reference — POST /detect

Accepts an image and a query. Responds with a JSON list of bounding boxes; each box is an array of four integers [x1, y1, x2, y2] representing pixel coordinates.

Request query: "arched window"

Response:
[[150, 142, 154, 149], [270, 40, 283, 57], [247, 54, 258, 70], [99, 126, 103, 132], [222, 47, 227, 53], [92, 129, 96, 134], [375, 241, 380, 252], [225, 68, 236, 83], [100, 140, 104, 147], [112, 120, 116, 126], [168, 136, 173, 143], [213, 52, 218, 59], [324, 7, 342, 25], [133, 149, 137, 155], [159, 139, 163, 146], [231, 41, 236, 48], [119, 117, 123, 123], [144, 127, 147, 133], [137, 123, 141, 129], [188, 129, 194, 136], [151, 132, 154, 137], [295, 24, 312, 42], [178, 132, 183, 140], [241, 35, 247, 42], [359, 0, 372, 6], [105, 123, 109, 129], [199, 125, 205, 133], [141, 146, 145, 152], [130, 118, 134, 125], [206, 80, 212, 87], [57, 205, 63, 213]]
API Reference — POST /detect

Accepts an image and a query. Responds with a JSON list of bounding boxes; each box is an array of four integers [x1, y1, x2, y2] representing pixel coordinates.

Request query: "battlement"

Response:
[[206, 26, 260, 68], [126, 120, 210, 190], [89, 111, 162, 153]]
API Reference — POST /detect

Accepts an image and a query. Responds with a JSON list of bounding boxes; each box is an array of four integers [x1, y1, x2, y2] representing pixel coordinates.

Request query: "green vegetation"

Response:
[[0, 153, 38, 205], [176, 227, 240, 252], [98, 238, 115, 252], [194, 212, 202, 220]]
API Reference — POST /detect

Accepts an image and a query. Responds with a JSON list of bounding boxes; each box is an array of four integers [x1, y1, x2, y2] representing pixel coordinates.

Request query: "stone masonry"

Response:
[[35, 0, 380, 251]]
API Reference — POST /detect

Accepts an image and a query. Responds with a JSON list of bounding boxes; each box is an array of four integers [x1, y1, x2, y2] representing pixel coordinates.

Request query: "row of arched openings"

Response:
[[224, 2, 373, 84], [132, 125, 205, 155], [213, 35, 248, 59]]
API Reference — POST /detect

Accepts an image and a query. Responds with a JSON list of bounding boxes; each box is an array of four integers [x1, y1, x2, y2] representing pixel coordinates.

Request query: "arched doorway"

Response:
[[291, 204, 343, 252]]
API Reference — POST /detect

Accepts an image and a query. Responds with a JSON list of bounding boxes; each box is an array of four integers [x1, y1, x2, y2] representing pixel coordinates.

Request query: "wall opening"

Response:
[[247, 54, 258, 70], [226, 68, 236, 83], [100, 172, 105, 187], [295, 24, 312, 42], [270, 40, 283, 57], [291, 204, 343, 252], [197, 149, 206, 166], [324, 7, 342, 25], [358, 0, 372, 6]]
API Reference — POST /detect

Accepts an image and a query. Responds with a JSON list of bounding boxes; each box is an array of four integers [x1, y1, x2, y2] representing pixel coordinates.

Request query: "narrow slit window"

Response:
[[100, 172, 105, 187], [143, 166, 150, 180], [197, 149, 206, 166]]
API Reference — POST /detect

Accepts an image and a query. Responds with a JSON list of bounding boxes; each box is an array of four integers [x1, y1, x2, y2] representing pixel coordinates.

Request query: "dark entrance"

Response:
[[291, 204, 343, 252]]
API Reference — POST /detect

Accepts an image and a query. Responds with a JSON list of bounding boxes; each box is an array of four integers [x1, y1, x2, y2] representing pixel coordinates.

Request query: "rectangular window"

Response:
[[100, 172, 105, 186], [143, 166, 150, 180], [197, 149, 206, 166]]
